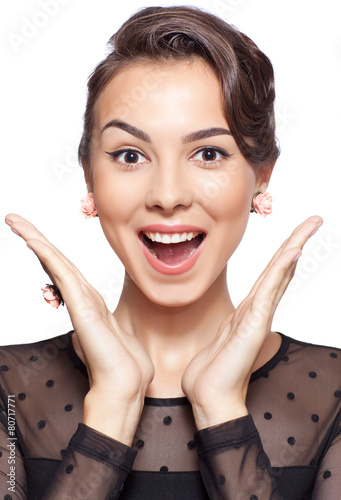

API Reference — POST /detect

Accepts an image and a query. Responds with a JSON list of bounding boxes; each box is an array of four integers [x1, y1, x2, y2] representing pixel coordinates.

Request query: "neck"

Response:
[[113, 268, 235, 397]]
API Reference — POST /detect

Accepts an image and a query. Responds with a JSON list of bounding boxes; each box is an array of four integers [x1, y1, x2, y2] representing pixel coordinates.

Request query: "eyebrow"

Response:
[[101, 119, 232, 143]]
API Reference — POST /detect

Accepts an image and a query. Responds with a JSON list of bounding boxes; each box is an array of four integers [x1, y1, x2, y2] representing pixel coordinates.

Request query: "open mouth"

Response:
[[139, 230, 206, 266]]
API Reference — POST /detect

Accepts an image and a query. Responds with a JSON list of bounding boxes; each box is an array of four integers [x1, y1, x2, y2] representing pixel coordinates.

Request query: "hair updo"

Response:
[[78, 5, 280, 179]]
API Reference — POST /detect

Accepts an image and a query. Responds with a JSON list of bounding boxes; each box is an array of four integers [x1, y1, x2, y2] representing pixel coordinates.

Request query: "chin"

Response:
[[138, 279, 210, 308]]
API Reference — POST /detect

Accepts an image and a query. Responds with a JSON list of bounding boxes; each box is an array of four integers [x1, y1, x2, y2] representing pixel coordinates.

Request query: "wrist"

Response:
[[192, 402, 248, 431], [83, 390, 145, 446]]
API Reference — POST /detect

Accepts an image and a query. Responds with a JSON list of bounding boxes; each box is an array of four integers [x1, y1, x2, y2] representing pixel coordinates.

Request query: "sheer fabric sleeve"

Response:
[[1, 394, 137, 499], [311, 414, 341, 499], [43, 423, 137, 499], [194, 414, 282, 500]]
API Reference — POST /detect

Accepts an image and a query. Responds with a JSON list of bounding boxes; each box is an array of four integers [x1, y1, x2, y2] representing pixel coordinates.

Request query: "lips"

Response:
[[138, 225, 206, 275]]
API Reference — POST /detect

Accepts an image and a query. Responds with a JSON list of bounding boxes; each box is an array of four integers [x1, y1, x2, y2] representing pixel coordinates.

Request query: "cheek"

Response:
[[92, 169, 141, 224], [197, 165, 255, 221]]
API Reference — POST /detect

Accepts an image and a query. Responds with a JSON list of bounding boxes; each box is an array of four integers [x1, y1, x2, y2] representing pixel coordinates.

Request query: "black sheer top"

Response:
[[0, 331, 340, 499]]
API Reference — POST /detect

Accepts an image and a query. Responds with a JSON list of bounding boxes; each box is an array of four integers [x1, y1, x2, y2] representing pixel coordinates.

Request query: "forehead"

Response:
[[94, 59, 226, 129]]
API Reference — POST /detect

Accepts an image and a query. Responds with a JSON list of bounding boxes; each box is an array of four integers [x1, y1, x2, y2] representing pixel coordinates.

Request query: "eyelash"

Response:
[[105, 146, 232, 170]]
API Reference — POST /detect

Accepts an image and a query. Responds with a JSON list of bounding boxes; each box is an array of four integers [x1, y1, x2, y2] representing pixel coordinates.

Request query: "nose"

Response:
[[145, 160, 193, 213]]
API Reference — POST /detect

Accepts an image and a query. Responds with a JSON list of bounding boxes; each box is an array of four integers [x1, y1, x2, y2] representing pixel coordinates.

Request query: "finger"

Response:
[[5, 214, 52, 243], [249, 247, 301, 331], [26, 237, 106, 322], [7, 215, 88, 286], [270, 255, 300, 311], [8, 215, 63, 252], [248, 215, 322, 298], [225, 249, 301, 373]]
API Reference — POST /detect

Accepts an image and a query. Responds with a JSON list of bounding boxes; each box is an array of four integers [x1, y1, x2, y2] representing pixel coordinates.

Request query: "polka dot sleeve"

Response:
[[194, 414, 282, 499], [43, 423, 137, 499], [311, 419, 341, 499]]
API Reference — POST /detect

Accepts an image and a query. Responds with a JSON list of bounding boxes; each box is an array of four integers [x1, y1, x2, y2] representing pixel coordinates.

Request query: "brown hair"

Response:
[[78, 5, 280, 180]]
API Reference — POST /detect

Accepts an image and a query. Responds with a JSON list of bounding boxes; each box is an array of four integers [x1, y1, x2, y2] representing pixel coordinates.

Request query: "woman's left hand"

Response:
[[181, 216, 323, 430]]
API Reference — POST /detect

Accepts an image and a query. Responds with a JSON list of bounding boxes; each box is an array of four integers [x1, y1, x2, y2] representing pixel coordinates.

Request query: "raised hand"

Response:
[[5, 213, 154, 445], [181, 216, 323, 430]]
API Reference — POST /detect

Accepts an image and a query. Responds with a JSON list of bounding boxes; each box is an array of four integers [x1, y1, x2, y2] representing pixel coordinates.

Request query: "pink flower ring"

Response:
[[41, 284, 64, 309]]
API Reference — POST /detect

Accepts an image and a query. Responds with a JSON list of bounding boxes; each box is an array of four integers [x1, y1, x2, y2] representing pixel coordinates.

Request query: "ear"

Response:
[[254, 162, 275, 193]]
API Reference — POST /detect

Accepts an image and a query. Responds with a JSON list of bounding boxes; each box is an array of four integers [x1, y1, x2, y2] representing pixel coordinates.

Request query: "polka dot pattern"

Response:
[[218, 474, 225, 485], [187, 440, 196, 450], [0, 330, 339, 498], [65, 464, 74, 474], [163, 416, 172, 425]]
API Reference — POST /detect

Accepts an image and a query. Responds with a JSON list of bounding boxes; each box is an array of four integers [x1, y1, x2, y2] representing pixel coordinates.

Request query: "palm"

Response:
[[5, 214, 154, 401], [182, 216, 323, 427]]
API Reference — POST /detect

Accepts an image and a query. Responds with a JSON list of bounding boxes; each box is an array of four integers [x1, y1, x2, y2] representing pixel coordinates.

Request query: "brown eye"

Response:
[[124, 151, 139, 163], [202, 149, 217, 161], [191, 146, 231, 167], [105, 148, 147, 167]]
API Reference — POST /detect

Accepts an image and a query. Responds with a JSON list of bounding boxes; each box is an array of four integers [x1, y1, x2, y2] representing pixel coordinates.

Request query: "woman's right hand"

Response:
[[5, 213, 154, 445]]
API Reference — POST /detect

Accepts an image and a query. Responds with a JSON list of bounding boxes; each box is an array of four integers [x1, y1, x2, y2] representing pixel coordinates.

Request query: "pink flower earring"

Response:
[[80, 192, 98, 218], [251, 191, 273, 217]]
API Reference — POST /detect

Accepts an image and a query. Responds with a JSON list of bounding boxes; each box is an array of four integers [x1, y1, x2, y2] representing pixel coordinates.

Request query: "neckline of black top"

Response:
[[65, 330, 290, 407]]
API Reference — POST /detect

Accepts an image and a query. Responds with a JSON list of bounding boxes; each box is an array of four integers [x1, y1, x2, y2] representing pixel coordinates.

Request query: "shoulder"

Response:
[[0, 331, 77, 398], [279, 332, 341, 396], [0, 331, 73, 364], [283, 332, 341, 364]]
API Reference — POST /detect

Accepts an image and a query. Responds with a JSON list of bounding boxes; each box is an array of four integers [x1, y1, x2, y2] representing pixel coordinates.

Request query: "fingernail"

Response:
[[11, 228, 21, 236], [5, 219, 13, 227], [292, 251, 302, 263]]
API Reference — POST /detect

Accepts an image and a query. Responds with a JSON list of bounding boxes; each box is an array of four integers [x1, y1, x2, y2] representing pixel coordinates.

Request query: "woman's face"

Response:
[[89, 59, 265, 306]]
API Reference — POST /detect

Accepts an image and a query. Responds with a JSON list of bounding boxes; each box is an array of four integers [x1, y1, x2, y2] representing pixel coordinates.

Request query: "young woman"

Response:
[[1, 5, 340, 499]]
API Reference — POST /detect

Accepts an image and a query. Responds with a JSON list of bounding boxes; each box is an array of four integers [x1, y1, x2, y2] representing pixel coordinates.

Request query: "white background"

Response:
[[1, 0, 340, 346]]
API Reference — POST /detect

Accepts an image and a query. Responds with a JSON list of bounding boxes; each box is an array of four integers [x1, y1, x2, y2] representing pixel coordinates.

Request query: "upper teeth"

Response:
[[144, 231, 201, 244]]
